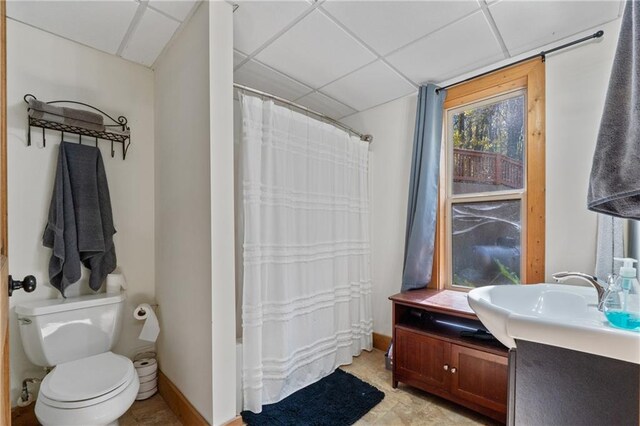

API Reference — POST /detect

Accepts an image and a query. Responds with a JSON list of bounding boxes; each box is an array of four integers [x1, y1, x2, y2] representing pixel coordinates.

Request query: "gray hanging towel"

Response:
[[588, 0, 640, 218], [43, 142, 117, 296], [595, 214, 624, 283]]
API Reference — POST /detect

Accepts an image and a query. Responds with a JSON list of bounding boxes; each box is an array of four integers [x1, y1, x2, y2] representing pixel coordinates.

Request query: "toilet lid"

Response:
[[40, 352, 135, 403]]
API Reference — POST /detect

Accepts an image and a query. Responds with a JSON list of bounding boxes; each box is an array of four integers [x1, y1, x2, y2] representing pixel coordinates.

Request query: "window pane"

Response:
[[451, 94, 525, 195], [452, 200, 521, 288]]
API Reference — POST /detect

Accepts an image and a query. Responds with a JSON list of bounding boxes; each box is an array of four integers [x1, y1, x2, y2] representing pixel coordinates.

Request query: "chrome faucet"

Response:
[[551, 272, 611, 311]]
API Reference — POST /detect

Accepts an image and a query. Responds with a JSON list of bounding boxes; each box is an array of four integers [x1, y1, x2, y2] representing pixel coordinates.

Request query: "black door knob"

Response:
[[8, 275, 37, 297]]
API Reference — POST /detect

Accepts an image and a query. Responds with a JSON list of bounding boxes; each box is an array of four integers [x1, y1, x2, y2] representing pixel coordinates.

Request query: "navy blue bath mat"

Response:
[[241, 369, 385, 426]]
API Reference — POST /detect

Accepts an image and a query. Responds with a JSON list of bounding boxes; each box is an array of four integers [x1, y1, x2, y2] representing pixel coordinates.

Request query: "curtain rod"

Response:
[[436, 30, 604, 94], [233, 83, 373, 143]]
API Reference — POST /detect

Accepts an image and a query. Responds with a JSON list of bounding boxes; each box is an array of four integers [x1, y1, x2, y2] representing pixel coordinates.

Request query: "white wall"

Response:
[[209, 2, 236, 425], [6, 19, 156, 404], [342, 18, 622, 337], [545, 19, 622, 278], [154, 3, 214, 423], [342, 96, 417, 338]]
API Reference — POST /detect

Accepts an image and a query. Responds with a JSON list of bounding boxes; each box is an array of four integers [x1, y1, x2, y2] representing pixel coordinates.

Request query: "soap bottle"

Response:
[[603, 257, 640, 331]]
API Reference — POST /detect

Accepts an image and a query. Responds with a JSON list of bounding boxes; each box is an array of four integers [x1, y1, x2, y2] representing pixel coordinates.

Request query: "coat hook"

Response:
[[27, 117, 31, 147], [42, 128, 46, 148]]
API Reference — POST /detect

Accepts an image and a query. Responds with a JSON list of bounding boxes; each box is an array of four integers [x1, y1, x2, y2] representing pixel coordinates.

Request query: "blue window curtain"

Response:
[[401, 84, 446, 292]]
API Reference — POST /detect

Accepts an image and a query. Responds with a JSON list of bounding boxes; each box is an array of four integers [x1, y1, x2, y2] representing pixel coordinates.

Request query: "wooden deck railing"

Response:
[[453, 149, 523, 189]]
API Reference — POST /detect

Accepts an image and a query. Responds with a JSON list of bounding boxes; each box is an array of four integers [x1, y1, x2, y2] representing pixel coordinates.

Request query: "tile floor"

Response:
[[120, 394, 181, 426], [342, 349, 499, 426], [123, 348, 497, 425], [12, 393, 181, 426], [16, 348, 498, 426]]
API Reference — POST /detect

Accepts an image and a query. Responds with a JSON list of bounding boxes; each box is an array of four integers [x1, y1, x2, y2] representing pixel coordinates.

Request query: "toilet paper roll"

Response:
[[136, 387, 157, 401], [138, 379, 157, 393], [134, 303, 160, 343], [106, 268, 127, 294], [139, 371, 157, 384], [134, 358, 158, 377]]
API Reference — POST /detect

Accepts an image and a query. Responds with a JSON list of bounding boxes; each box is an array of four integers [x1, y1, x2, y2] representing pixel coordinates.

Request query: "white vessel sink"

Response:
[[468, 284, 640, 364]]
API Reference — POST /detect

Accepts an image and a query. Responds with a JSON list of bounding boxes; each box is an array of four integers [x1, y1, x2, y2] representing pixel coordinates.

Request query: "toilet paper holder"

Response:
[[134, 303, 160, 343], [134, 304, 159, 316]]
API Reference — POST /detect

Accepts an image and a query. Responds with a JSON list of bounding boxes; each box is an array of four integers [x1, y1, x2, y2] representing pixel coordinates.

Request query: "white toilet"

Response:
[[16, 292, 140, 426]]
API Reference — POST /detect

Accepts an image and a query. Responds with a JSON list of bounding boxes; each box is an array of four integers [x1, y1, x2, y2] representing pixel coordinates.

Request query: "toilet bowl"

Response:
[[16, 292, 138, 426], [35, 352, 140, 426]]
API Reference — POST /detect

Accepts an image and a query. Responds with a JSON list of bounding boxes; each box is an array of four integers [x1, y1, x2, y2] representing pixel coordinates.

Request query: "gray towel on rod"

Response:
[[43, 142, 117, 296], [28, 98, 106, 132], [588, 0, 640, 218], [595, 214, 624, 283]]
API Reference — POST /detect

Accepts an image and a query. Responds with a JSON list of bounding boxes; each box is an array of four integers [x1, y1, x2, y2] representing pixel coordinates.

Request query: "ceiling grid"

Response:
[[6, 0, 625, 119]]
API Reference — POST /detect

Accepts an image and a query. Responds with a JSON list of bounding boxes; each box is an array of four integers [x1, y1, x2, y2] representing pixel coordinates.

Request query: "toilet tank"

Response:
[[16, 292, 126, 367]]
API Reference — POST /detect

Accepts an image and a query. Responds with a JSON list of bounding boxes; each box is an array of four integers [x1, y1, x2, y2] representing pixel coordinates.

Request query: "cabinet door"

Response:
[[450, 344, 508, 414], [395, 327, 450, 390]]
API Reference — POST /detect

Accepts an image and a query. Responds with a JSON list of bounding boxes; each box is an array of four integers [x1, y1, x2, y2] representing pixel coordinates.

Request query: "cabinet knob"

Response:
[[450, 367, 457, 374], [443, 364, 449, 371]]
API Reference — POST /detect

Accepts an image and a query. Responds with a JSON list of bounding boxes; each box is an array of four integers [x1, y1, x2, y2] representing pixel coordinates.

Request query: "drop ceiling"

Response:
[[234, 0, 624, 119], [5, 0, 624, 120], [6, 0, 200, 67]]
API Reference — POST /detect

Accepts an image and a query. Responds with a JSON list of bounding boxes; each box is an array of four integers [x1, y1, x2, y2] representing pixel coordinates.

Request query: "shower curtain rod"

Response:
[[436, 29, 604, 93], [233, 83, 373, 143]]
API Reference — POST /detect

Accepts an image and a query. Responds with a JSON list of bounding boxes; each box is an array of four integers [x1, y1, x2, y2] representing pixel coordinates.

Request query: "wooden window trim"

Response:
[[433, 59, 545, 290]]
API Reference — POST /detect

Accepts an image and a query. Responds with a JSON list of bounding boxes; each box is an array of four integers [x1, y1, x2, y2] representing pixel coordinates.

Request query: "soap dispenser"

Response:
[[603, 258, 640, 331]]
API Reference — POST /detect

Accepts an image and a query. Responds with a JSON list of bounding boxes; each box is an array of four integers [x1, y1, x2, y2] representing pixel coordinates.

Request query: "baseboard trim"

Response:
[[372, 332, 391, 352], [158, 369, 209, 426], [223, 415, 243, 426]]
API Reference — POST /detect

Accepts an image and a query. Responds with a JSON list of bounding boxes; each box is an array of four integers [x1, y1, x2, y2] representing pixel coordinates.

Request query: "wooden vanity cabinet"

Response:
[[390, 290, 509, 423]]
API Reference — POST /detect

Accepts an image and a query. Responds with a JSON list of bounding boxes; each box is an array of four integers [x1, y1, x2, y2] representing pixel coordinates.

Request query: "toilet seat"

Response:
[[35, 371, 139, 426], [39, 352, 137, 409]]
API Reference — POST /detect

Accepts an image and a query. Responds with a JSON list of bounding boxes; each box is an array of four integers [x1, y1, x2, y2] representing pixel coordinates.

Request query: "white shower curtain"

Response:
[[240, 93, 373, 413]]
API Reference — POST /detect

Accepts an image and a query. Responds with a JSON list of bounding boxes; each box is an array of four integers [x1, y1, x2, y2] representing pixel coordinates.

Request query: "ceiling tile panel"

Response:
[[490, 0, 621, 56], [322, 0, 479, 55], [386, 12, 504, 84], [235, 60, 313, 100], [6, 0, 138, 54], [322, 61, 415, 111], [148, 0, 199, 22], [256, 10, 377, 88], [233, 1, 311, 55], [295, 92, 357, 120], [121, 8, 180, 67]]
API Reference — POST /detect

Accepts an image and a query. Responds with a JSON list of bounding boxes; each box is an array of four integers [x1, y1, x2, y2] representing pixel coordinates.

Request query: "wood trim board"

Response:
[[524, 61, 546, 284], [437, 58, 546, 288], [158, 370, 209, 426], [1, 1, 9, 423], [223, 415, 243, 426], [372, 332, 391, 352]]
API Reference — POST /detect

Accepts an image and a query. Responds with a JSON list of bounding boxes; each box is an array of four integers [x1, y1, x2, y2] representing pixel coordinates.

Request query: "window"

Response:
[[435, 59, 545, 290]]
